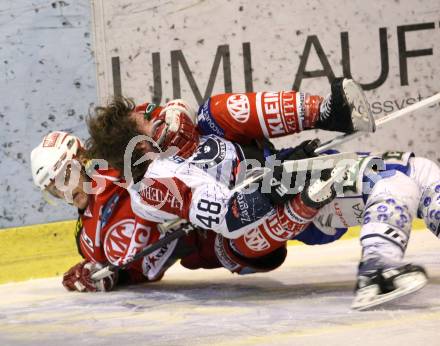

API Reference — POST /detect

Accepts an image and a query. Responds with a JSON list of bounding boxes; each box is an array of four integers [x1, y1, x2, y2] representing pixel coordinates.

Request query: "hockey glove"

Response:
[[152, 99, 199, 158], [62, 261, 117, 292], [265, 139, 320, 205]]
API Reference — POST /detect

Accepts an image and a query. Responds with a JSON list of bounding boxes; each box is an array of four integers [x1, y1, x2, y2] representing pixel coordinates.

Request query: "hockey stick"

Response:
[[315, 92, 440, 154], [91, 219, 195, 281], [230, 152, 358, 194]]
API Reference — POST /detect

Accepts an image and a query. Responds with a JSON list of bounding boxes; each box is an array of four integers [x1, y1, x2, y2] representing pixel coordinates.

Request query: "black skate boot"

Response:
[[351, 257, 428, 311], [316, 78, 376, 134]]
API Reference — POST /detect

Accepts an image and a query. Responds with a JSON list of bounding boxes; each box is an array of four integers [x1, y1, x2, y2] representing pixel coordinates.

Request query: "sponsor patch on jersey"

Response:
[[80, 229, 94, 253], [256, 91, 299, 138], [225, 191, 272, 232], [142, 237, 178, 280], [227, 94, 250, 123], [192, 136, 227, 169], [138, 177, 185, 214], [296, 92, 305, 131], [169, 155, 185, 164], [103, 219, 136, 265], [214, 235, 240, 272], [333, 201, 351, 228], [197, 99, 225, 137], [264, 212, 297, 241], [243, 227, 271, 252]]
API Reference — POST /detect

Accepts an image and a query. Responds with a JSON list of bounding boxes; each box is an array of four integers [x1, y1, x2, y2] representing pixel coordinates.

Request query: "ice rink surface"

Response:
[[1, 230, 439, 346]]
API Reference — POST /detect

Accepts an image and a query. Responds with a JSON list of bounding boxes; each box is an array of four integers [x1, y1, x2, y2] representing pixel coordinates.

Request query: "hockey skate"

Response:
[[351, 257, 428, 311], [317, 78, 376, 134]]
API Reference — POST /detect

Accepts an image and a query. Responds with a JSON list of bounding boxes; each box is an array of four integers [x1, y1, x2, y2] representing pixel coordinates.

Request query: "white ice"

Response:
[[1, 230, 439, 346]]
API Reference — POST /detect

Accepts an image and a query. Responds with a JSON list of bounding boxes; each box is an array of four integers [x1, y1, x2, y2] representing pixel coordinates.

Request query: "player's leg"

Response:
[[352, 170, 428, 310], [409, 157, 440, 237], [197, 78, 375, 143], [179, 229, 288, 275], [316, 78, 375, 133]]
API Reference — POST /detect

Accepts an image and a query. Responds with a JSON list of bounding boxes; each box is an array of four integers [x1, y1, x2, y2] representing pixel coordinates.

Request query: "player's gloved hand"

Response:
[[62, 261, 117, 292], [277, 138, 320, 161], [152, 99, 199, 158], [265, 139, 321, 205]]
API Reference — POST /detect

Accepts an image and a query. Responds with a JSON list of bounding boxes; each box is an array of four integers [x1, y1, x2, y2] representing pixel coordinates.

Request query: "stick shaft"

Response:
[[315, 92, 440, 154], [376, 92, 440, 126], [91, 227, 191, 280]]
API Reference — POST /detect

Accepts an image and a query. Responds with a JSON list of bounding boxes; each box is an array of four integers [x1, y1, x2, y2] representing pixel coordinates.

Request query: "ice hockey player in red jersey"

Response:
[[30, 131, 290, 292], [30, 131, 169, 291]]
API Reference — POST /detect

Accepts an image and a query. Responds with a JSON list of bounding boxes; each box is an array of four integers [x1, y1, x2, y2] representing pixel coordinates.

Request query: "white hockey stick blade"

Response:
[[315, 92, 440, 154], [306, 161, 353, 202], [157, 218, 184, 234], [351, 270, 428, 311]]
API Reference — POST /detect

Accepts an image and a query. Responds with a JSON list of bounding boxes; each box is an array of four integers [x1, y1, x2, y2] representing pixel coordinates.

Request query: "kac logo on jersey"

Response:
[[104, 219, 136, 265], [243, 227, 271, 252], [227, 94, 250, 123]]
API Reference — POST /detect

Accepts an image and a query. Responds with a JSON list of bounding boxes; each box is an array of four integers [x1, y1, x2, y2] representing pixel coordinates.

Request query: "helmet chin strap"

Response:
[[84, 159, 95, 177]]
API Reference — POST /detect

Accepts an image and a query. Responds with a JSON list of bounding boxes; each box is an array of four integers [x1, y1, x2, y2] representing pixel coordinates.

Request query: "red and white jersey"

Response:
[[128, 135, 248, 237], [77, 168, 179, 282], [124, 133, 318, 266]]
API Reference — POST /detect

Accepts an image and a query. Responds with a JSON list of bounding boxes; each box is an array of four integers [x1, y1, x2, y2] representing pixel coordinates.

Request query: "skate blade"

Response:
[[342, 79, 376, 133], [351, 271, 428, 311]]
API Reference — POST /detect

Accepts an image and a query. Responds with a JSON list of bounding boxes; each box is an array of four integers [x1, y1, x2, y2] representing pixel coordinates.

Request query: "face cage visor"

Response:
[[42, 159, 83, 206]]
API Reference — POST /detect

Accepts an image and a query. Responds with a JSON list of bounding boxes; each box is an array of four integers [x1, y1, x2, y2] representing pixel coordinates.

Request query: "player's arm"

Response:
[[62, 218, 119, 292]]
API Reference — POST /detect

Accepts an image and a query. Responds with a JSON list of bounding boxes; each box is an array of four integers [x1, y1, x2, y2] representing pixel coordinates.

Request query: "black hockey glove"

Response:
[[264, 139, 321, 205]]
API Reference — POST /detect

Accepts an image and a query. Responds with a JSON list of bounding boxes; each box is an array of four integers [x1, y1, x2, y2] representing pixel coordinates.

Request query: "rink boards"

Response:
[[0, 230, 439, 346], [0, 219, 428, 284]]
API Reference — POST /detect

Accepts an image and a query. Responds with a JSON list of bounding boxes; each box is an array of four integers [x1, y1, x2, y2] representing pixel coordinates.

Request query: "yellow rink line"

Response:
[[0, 219, 427, 285]]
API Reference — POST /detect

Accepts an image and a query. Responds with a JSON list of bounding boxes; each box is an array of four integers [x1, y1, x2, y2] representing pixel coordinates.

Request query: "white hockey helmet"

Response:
[[31, 131, 83, 190]]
